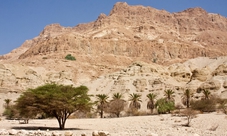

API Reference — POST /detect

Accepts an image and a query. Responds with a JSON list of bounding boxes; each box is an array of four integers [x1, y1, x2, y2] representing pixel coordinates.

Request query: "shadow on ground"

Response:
[[11, 126, 88, 131]]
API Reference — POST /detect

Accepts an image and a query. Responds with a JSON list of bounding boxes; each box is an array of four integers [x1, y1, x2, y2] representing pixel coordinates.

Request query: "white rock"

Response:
[[0, 129, 9, 135], [92, 131, 99, 136], [98, 131, 110, 136], [8, 129, 17, 135], [64, 131, 73, 136], [148, 133, 158, 136], [52, 131, 62, 136], [193, 134, 200, 136], [92, 130, 110, 136]]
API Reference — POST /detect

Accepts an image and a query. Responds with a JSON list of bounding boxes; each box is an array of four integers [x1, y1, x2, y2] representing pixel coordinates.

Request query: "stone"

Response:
[[198, 80, 221, 92], [147, 133, 158, 136], [0, 129, 9, 135], [191, 68, 210, 82], [8, 129, 17, 135], [64, 131, 73, 136], [212, 64, 227, 76], [223, 80, 227, 88], [52, 131, 62, 136], [92, 131, 110, 136]]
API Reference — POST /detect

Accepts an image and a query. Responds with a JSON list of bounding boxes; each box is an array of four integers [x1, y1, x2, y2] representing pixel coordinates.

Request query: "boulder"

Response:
[[92, 131, 110, 136], [169, 64, 191, 82], [198, 80, 221, 92], [191, 68, 211, 82], [8, 129, 17, 135], [212, 64, 227, 76], [0, 129, 9, 135], [64, 131, 73, 136], [223, 80, 227, 88]]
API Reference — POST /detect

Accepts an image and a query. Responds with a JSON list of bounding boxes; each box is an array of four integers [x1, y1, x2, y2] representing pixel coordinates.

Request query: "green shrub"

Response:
[[65, 54, 76, 61], [42, 57, 48, 59], [3, 107, 16, 119], [155, 98, 175, 114]]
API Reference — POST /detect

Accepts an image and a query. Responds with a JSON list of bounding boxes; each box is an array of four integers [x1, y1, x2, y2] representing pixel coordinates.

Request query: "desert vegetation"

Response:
[[2, 83, 227, 131], [65, 54, 76, 61], [4, 84, 92, 129]]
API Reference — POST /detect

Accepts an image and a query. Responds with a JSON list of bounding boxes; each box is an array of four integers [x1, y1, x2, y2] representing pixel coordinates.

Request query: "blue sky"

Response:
[[0, 0, 226, 55]]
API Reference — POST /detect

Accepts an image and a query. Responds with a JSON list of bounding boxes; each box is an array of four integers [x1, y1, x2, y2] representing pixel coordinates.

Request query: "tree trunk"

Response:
[[57, 117, 66, 130], [116, 112, 120, 118], [100, 110, 103, 118], [186, 98, 190, 108]]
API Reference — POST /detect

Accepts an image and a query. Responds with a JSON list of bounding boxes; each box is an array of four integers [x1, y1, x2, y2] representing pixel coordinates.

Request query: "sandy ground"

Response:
[[0, 112, 227, 136]]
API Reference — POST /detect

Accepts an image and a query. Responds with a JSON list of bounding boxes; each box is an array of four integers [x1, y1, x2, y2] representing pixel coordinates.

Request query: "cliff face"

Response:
[[4, 2, 225, 63], [0, 3, 227, 96], [0, 2, 227, 112]]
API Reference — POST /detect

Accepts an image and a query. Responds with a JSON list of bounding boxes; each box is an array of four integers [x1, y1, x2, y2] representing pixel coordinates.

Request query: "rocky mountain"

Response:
[[0, 2, 227, 112]]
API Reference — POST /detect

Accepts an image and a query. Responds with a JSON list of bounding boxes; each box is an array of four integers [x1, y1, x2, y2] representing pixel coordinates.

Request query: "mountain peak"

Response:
[[180, 7, 207, 15]]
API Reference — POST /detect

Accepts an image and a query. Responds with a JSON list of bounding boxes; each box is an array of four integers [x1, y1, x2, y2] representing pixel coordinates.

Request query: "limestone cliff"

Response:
[[0, 2, 227, 112]]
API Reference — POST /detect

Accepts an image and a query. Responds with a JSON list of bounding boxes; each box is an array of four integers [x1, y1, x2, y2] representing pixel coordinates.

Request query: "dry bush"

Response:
[[216, 98, 227, 114], [191, 97, 217, 112], [181, 108, 198, 127], [126, 108, 149, 116], [126, 108, 140, 116], [106, 99, 126, 117]]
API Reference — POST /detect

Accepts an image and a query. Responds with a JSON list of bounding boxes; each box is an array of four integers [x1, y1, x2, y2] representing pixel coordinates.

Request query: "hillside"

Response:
[[0, 2, 227, 113]]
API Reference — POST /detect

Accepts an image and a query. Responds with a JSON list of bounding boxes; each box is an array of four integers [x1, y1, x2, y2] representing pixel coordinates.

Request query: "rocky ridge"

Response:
[[0, 2, 227, 113]]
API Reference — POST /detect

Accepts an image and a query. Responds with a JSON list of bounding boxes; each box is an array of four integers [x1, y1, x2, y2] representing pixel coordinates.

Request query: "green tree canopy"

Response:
[[15, 84, 92, 130], [182, 89, 193, 108], [155, 98, 175, 114], [203, 89, 211, 100], [95, 94, 109, 118], [4, 99, 11, 109], [129, 93, 142, 110], [146, 93, 157, 114], [164, 89, 175, 102]]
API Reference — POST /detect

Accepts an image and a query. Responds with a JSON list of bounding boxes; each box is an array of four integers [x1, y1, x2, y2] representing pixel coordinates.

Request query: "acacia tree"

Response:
[[147, 93, 157, 114], [96, 94, 109, 118], [108, 93, 126, 117], [15, 84, 92, 130], [129, 93, 142, 113]]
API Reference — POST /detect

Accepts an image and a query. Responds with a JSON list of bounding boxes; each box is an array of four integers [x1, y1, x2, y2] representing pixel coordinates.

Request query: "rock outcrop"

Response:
[[0, 2, 227, 113], [1, 2, 227, 63]]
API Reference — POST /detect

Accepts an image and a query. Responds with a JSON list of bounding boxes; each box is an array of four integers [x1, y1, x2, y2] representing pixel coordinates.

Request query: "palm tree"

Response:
[[182, 89, 192, 108], [203, 89, 211, 100], [147, 93, 157, 114], [4, 99, 11, 109], [96, 94, 109, 118], [109, 93, 125, 117], [129, 93, 142, 110], [113, 93, 123, 100], [164, 89, 175, 102]]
